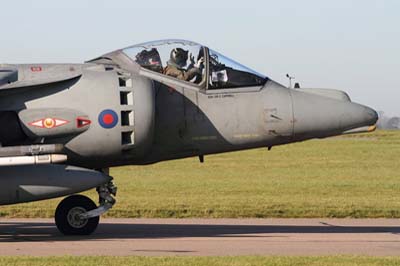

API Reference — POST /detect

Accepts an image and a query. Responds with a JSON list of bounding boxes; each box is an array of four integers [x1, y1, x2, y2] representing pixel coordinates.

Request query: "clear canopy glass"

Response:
[[124, 40, 205, 84], [208, 49, 267, 89], [123, 39, 267, 89]]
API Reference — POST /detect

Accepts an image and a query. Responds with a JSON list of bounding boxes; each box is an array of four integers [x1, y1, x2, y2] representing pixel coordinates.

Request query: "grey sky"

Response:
[[1, 0, 399, 115]]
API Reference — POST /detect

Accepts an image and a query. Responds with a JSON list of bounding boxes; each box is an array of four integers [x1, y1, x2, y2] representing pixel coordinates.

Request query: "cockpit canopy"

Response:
[[123, 39, 267, 90]]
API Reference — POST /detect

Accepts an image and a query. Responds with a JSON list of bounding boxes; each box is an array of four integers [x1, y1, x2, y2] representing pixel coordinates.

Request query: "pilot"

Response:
[[164, 48, 204, 83], [135, 48, 163, 73]]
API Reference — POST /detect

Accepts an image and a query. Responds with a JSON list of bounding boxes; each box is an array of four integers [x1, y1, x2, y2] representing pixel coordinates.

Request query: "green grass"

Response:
[[1, 256, 400, 266], [1, 130, 400, 218]]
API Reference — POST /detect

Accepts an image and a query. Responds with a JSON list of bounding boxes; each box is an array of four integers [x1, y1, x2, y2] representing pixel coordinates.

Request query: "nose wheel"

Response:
[[55, 178, 117, 235], [55, 195, 99, 235]]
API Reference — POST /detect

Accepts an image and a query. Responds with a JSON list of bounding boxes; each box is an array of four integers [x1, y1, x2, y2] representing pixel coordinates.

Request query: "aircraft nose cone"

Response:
[[339, 103, 378, 131], [361, 106, 379, 126], [291, 90, 378, 139]]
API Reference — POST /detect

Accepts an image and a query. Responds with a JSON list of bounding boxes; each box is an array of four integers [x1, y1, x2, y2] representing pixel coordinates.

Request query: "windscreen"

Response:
[[208, 49, 267, 89]]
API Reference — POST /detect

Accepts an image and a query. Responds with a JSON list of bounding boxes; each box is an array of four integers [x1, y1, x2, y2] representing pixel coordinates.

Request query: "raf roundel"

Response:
[[98, 109, 118, 129]]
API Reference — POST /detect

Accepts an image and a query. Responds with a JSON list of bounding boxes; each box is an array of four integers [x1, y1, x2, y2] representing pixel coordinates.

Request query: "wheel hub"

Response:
[[67, 207, 88, 228]]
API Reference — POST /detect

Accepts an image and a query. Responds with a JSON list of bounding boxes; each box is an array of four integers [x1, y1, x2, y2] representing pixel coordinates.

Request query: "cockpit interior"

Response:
[[123, 40, 268, 90]]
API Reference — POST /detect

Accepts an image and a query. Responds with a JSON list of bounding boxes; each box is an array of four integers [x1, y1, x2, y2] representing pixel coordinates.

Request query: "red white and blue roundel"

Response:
[[98, 109, 118, 129]]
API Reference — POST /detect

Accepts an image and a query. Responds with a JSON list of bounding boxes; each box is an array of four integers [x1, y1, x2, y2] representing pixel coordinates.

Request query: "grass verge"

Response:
[[2, 256, 400, 266]]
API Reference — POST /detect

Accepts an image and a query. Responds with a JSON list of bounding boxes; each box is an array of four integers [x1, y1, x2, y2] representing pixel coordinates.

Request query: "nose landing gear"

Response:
[[54, 180, 117, 235], [55, 194, 99, 235]]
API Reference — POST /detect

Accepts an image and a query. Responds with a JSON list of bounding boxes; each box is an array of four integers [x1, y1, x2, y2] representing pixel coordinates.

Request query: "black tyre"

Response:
[[55, 195, 99, 235]]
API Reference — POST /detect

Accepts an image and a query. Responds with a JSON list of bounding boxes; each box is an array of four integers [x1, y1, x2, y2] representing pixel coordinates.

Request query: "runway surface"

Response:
[[1, 218, 400, 256]]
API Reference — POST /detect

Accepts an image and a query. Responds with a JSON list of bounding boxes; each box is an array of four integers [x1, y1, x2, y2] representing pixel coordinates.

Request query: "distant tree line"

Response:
[[377, 111, 400, 129]]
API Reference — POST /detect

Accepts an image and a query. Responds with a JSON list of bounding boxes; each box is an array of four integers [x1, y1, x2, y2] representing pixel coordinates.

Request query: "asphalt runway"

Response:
[[1, 218, 400, 256]]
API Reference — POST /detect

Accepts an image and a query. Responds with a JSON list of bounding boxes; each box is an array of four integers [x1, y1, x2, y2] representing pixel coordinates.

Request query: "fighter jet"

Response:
[[0, 39, 378, 235]]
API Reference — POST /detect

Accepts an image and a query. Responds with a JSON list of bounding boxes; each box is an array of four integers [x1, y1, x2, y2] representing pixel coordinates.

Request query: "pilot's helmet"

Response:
[[136, 48, 163, 73], [169, 48, 188, 68]]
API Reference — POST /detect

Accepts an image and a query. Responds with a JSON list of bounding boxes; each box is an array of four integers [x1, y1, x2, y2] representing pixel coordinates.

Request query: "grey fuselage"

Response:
[[0, 61, 377, 169], [0, 39, 379, 208]]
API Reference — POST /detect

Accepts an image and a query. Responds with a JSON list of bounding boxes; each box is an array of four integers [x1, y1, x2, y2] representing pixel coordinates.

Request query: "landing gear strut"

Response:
[[55, 180, 117, 235]]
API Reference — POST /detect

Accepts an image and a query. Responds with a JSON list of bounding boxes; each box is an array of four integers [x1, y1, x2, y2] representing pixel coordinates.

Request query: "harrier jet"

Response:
[[0, 40, 378, 235]]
